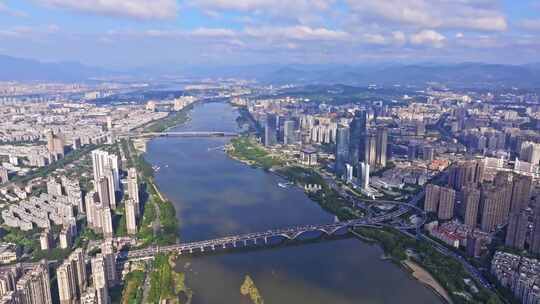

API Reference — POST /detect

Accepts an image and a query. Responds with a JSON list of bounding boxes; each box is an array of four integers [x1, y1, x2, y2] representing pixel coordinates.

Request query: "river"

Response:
[[144, 102, 442, 304]]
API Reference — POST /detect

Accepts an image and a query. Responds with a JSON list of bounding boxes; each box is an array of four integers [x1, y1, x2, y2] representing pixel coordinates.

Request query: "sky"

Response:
[[0, 0, 539, 68]]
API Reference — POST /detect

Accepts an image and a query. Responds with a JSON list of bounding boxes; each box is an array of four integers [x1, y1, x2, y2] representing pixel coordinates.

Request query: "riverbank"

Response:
[[225, 135, 502, 304], [403, 260, 453, 304], [353, 227, 501, 304]]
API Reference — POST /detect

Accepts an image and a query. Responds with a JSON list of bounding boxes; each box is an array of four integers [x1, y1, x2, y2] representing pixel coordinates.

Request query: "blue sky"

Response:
[[0, 0, 539, 68]]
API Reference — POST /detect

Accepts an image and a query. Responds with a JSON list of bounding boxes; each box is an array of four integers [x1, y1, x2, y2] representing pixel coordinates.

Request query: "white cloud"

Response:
[[191, 0, 333, 12], [410, 29, 446, 47], [392, 31, 407, 44], [191, 27, 236, 38], [244, 25, 349, 41], [362, 33, 387, 45], [190, 0, 335, 24], [36, 0, 178, 20], [346, 0, 507, 32], [519, 19, 540, 31], [0, 2, 27, 17]]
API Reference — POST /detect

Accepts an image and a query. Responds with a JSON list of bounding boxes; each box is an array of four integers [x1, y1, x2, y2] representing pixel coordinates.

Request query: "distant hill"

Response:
[[0, 55, 539, 88], [0, 55, 112, 82], [257, 63, 540, 88]]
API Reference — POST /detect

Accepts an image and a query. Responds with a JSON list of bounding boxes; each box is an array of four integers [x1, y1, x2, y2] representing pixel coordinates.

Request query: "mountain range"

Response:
[[1, 55, 539, 88]]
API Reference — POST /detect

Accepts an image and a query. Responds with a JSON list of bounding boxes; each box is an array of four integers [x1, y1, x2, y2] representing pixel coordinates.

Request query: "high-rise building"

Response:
[[264, 114, 277, 147], [505, 211, 528, 250], [57, 262, 77, 304], [493, 172, 513, 220], [125, 199, 137, 235], [408, 143, 418, 160], [91, 150, 119, 190], [96, 177, 110, 208], [85, 192, 98, 229], [349, 110, 367, 167], [334, 127, 350, 178], [16, 261, 52, 304], [520, 141, 540, 165], [423, 146, 435, 162], [480, 184, 507, 232], [39, 230, 52, 251], [45, 130, 65, 159], [438, 187, 456, 220], [127, 168, 140, 216], [510, 174, 532, 213], [101, 208, 113, 239], [104, 168, 117, 210], [283, 120, 296, 145], [461, 187, 480, 228], [59, 228, 71, 249], [46, 178, 63, 197], [0, 167, 8, 184], [71, 249, 87, 297], [375, 128, 388, 168], [448, 160, 484, 191], [531, 201, 540, 255], [100, 241, 117, 286], [424, 184, 441, 213], [91, 255, 109, 304]]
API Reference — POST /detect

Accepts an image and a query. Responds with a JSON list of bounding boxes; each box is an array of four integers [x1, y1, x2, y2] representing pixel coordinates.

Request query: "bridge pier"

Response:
[[244, 240, 247, 246], [254, 238, 257, 245], [264, 237, 268, 244]]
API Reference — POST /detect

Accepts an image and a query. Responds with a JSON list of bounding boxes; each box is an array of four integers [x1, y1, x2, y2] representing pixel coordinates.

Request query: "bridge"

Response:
[[125, 131, 239, 138], [121, 206, 422, 261]]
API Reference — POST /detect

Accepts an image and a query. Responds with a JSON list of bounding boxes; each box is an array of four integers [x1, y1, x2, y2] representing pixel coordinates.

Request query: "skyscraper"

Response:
[[375, 127, 388, 167], [334, 127, 350, 178], [364, 133, 377, 168], [438, 187, 456, 220], [264, 114, 277, 147], [359, 162, 370, 190], [125, 199, 137, 235], [349, 110, 367, 167], [91, 255, 109, 304]]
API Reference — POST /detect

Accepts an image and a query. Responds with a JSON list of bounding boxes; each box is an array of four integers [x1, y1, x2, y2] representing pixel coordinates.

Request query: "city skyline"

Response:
[[0, 0, 539, 67]]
